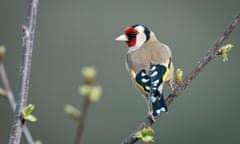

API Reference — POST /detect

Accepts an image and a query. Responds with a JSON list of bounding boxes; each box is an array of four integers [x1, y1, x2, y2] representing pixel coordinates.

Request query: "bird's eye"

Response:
[[127, 32, 137, 38]]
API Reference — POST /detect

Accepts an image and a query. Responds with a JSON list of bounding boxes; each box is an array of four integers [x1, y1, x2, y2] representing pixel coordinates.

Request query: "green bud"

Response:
[[175, 68, 183, 83], [35, 140, 42, 144], [142, 126, 154, 135], [0, 88, 7, 97], [0, 45, 6, 60], [89, 86, 102, 102], [81, 67, 96, 84], [79, 85, 91, 96], [64, 104, 81, 120]]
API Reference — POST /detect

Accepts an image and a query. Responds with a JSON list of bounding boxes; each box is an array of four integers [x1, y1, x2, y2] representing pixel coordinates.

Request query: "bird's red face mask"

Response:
[[115, 26, 138, 48]]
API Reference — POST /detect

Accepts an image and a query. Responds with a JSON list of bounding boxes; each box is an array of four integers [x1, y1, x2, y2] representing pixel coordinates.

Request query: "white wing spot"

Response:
[[145, 86, 150, 90], [150, 71, 158, 77], [160, 107, 166, 112], [151, 96, 157, 103], [153, 83, 158, 87], [151, 66, 156, 71], [141, 78, 149, 83], [156, 109, 161, 114], [156, 108, 166, 114], [152, 79, 159, 84], [141, 72, 146, 77]]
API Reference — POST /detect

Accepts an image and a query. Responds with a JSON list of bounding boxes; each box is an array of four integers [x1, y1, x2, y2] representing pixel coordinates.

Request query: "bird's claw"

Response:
[[147, 111, 156, 123]]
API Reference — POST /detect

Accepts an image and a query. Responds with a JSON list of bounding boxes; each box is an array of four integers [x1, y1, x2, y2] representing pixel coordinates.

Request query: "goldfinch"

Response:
[[115, 24, 174, 120]]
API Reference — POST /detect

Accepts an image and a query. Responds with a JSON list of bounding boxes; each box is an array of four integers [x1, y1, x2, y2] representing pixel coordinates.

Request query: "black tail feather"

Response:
[[151, 91, 167, 116]]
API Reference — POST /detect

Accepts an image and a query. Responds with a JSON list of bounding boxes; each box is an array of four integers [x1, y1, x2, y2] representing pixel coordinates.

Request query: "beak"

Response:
[[115, 34, 128, 41]]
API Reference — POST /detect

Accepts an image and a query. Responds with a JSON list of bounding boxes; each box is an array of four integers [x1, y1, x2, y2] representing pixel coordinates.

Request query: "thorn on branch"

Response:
[[22, 25, 30, 45], [22, 25, 30, 37]]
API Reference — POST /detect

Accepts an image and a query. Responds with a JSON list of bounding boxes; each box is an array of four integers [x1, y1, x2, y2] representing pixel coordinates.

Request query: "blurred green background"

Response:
[[0, 0, 240, 143]]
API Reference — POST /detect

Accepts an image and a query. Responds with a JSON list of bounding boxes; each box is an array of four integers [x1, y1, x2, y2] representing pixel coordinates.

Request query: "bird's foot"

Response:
[[167, 80, 177, 92], [147, 111, 156, 123]]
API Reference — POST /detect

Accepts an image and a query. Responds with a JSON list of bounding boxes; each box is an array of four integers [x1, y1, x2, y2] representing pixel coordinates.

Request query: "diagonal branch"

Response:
[[8, 0, 39, 144], [121, 10, 240, 144]]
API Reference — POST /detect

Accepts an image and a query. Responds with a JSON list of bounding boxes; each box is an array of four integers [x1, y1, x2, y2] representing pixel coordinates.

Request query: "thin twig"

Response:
[[74, 96, 91, 144], [0, 62, 15, 109], [0, 62, 35, 144], [121, 10, 240, 144], [8, 0, 39, 144]]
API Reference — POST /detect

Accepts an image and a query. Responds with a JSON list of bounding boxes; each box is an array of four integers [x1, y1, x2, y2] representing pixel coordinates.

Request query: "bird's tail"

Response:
[[135, 63, 168, 117], [149, 63, 168, 116], [151, 91, 167, 116]]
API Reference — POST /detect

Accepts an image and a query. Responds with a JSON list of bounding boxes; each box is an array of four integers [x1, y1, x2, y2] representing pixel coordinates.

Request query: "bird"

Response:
[[115, 24, 174, 121]]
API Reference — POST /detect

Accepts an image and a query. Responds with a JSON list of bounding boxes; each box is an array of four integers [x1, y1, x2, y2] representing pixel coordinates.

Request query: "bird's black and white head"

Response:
[[115, 24, 153, 52]]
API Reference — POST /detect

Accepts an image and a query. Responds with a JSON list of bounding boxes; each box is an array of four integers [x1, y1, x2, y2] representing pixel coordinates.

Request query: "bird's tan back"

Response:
[[126, 41, 172, 74]]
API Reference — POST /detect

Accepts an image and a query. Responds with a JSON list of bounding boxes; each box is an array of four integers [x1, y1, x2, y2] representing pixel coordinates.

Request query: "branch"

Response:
[[121, 10, 240, 144], [72, 67, 102, 144], [8, 0, 39, 144], [74, 96, 91, 144], [0, 62, 35, 144]]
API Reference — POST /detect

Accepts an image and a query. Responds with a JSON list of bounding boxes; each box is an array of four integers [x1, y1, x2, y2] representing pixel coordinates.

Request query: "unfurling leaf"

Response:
[[142, 135, 154, 143], [22, 104, 35, 116], [135, 126, 154, 143], [217, 44, 234, 62], [21, 104, 37, 122], [24, 115, 37, 122]]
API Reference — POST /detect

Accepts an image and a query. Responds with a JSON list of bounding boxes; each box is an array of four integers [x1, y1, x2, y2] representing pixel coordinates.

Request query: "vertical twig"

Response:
[[8, 0, 39, 144], [74, 96, 91, 144], [0, 62, 35, 144], [71, 67, 100, 144], [121, 10, 240, 144]]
